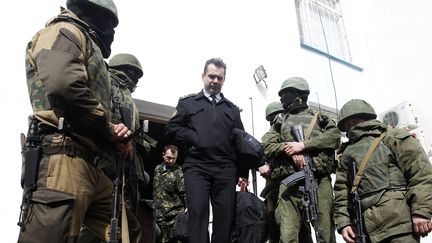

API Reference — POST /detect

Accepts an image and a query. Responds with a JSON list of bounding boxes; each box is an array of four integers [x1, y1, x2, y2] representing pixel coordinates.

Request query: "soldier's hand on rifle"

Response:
[[292, 154, 305, 169], [412, 214, 432, 237], [112, 123, 131, 140], [258, 164, 271, 178], [284, 141, 305, 156], [341, 225, 356, 243]]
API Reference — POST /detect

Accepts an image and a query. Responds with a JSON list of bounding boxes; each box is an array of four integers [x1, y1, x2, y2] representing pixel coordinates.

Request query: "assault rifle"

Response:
[[281, 124, 320, 243], [349, 162, 367, 243], [18, 116, 42, 227], [109, 105, 133, 243]]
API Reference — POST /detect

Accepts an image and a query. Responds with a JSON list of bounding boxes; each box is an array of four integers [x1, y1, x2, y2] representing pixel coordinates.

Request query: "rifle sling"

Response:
[[350, 132, 386, 193], [305, 113, 319, 140]]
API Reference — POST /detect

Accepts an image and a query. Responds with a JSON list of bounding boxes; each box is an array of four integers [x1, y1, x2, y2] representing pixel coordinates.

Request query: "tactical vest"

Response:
[[273, 109, 336, 178], [25, 10, 111, 153]]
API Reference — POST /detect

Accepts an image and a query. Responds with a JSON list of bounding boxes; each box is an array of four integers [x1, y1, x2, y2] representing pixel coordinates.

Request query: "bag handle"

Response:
[[240, 182, 248, 192]]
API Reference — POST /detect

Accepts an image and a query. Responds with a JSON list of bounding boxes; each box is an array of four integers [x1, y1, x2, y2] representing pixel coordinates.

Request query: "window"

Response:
[[295, 0, 352, 63]]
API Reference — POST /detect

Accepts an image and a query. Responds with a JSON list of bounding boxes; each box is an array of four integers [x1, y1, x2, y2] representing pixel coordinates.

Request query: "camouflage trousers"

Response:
[[157, 222, 183, 243], [18, 153, 113, 243], [275, 176, 335, 243]]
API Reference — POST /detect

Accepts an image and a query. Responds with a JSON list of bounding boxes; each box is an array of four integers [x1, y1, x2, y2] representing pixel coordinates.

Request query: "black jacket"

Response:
[[165, 91, 244, 166]]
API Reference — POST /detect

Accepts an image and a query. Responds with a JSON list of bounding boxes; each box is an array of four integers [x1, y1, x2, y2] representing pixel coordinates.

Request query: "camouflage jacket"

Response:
[[153, 163, 186, 227], [96, 69, 151, 183], [261, 114, 283, 174], [262, 108, 340, 180], [334, 119, 432, 242], [25, 9, 113, 153]]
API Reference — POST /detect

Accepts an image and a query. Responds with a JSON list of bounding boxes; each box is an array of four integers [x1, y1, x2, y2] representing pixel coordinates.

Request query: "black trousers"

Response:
[[183, 162, 237, 243]]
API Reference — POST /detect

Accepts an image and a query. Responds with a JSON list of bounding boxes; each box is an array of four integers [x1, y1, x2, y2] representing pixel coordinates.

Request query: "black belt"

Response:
[[42, 145, 100, 167]]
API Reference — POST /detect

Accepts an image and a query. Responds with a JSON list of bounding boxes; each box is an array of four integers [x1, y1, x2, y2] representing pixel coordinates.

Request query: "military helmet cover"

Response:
[[67, 0, 119, 27], [278, 77, 310, 96], [337, 99, 377, 132], [265, 102, 284, 121], [109, 53, 143, 78]]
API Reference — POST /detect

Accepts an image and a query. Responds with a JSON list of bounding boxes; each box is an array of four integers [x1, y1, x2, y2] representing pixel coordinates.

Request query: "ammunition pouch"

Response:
[[309, 150, 337, 176]]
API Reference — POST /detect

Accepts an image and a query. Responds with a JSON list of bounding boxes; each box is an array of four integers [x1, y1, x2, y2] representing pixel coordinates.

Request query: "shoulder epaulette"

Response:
[[179, 93, 197, 100], [226, 100, 242, 112]]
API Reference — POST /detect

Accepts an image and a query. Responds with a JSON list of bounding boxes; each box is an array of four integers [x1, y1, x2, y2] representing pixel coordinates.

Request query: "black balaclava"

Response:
[[68, 3, 116, 58], [280, 89, 309, 113], [115, 66, 139, 92]]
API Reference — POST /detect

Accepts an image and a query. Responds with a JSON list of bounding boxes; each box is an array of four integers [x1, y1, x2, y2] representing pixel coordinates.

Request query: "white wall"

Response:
[[2, 0, 432, 242]]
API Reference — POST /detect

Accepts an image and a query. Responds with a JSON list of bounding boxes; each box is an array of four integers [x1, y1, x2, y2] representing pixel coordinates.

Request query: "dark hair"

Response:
[[164, 144, 178, 154], [203, 57, 226, 77]]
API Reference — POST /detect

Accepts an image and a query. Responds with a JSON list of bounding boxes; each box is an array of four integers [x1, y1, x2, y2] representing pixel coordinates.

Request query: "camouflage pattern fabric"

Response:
[[96, 68, 150, 182], [76, 68, 150, 243], [20, 9, 115, 242], [262, 108, 340, 243], [25, 9, 113, 154], [153, 163, 186, 243], [334, 119, 432, 242]]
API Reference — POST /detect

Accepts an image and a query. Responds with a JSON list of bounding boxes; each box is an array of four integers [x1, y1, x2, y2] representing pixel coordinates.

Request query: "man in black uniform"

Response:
[[165, 58, 268, 243]]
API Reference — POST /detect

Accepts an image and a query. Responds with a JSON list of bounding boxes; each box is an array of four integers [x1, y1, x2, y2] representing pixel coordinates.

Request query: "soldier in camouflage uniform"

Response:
[[108, 53, 153, 198], [19, 0, 131, 242], [262, 77, 340, 243], [334, 99, 432, 243], [153, 145, 186, 243], [261, 101, 284, 243], [77, 53, 152, 242]]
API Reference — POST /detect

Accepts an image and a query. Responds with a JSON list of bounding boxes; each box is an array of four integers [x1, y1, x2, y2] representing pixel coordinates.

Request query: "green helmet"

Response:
[[265, 102, 284, 121], [337, 99, 377, 132], [278, 77, 310, 96], [109, 53, 143, 78], [67, 0, 119, 27]]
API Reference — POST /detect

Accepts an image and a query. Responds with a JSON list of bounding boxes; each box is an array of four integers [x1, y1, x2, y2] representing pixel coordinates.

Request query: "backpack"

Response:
[[232, 185, 268, 243]]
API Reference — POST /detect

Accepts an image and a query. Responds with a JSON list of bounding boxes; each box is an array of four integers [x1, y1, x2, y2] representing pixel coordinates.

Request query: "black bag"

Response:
[[172, 212, 188, 241], [231, 128, 266, 170], [232, 184, 268, 243]]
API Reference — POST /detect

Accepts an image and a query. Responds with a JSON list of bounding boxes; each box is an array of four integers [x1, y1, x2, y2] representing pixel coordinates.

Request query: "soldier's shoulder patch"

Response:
[[179, 93, 197, 100]]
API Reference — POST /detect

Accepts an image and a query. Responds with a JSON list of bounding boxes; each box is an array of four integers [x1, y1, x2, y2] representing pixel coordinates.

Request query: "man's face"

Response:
[[163, 149, 178, 166], [202, 63, 225, 95], [344, 117, 365, 132], [122, 67, 140, 92]]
